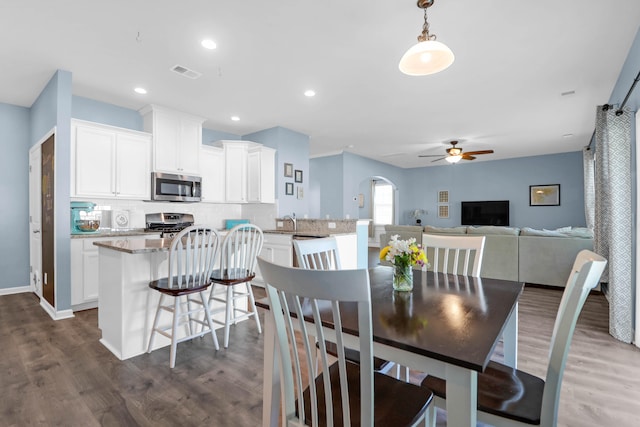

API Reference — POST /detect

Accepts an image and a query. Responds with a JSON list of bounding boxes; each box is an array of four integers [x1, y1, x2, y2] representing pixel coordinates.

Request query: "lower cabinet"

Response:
[[71, 235, 159, 311], [253, 234, 293, 286]]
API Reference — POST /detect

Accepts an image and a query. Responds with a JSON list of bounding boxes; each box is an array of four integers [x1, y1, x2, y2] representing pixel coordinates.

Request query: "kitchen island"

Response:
[[94, 238, 241, 361]]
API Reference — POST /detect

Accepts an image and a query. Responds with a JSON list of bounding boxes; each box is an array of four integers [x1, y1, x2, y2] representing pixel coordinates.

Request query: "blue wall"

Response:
[[311, 150, 586, 229], [29, 70, 73, 309], [244, 126, 309, 216], [0, 103, 30, 289], [72, 96, 143, 131], [405, 151, 585, 229]]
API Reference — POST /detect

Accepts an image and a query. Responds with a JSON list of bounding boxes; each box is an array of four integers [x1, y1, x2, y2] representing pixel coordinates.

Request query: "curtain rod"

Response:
[[615, 69, 640, 116], [585, 68, 640, 149]]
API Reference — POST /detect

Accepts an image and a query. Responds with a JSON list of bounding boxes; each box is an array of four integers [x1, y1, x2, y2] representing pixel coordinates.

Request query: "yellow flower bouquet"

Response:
[[380, 234, 427, 291]]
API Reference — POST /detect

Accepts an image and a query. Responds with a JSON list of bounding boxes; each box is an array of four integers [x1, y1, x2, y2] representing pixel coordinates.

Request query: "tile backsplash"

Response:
[[72, 198, 278, 231]]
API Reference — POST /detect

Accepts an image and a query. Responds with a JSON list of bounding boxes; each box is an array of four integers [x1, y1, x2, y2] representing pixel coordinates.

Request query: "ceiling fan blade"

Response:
[[461, 154, 476, 160], [463, 150, 494, 155], [431, 157, 447, 163]]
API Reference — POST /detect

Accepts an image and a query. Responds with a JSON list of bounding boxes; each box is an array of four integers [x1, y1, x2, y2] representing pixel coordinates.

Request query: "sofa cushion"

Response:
[[467, 225, 520, 236], [520, 227, 569, 237], [565, 227, 594, 238], [424, 225, 467, 234]]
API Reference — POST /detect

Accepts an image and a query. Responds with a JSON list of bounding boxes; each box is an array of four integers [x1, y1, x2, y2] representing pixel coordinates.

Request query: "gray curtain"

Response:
[[594, 105, 633, 343], [583, 146, 595, 229]]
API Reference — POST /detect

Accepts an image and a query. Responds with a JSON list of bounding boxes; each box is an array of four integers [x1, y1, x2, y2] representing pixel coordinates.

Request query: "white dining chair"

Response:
[[422, 234, 486, 277], [421, 249, 607, 427], [258, 257, 433, 426], [294, 237, 391, 372], [208, 224, 264, 348], [147, 225, 221, 368], [293, 237, 342, 270]]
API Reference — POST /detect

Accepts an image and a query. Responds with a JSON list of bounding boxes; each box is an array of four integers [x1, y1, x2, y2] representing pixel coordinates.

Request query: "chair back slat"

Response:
[[220, 224, 264, 277], [540, 249, 606, 426], [168, 226, 220, 288], [422, 234, 486, 277], [294, 237, 342, 270], [258, 257, 374, 426]]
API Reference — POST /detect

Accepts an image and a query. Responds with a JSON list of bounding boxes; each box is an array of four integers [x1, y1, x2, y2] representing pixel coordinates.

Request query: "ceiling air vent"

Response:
[[170, 64, 202, 79]]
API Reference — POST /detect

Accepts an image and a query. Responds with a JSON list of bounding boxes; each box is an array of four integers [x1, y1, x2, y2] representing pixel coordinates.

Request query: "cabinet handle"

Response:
[[33, 230, 40, 234]]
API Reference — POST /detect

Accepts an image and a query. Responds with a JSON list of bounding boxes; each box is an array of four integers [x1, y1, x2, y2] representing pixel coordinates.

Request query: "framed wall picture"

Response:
[[284, 163, 293, 177], [297, 186, 304, 199], [285, 182, 294, 195], [294, 169, 303, 183], [530, 184, 560, 206]]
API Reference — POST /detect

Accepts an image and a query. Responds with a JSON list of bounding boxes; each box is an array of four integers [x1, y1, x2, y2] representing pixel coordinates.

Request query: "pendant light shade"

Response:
[[399, 40, 454, 76], [399, 0, 454, 76]]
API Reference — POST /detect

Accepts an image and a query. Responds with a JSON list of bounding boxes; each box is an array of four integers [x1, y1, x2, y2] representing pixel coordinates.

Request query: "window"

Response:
[[372, 180, 394, 225]]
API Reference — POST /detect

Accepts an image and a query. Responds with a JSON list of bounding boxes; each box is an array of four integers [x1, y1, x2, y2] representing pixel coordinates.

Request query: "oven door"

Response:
[[151, 172, 201, 202]]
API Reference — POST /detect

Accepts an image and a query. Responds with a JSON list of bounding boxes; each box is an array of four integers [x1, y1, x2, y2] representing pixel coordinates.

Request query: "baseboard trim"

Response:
[[40, 299, 75, 321], [0, 285, 32, 296]]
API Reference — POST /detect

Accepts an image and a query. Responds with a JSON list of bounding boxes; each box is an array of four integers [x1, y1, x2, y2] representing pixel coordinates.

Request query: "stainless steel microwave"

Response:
[[151, 172, 201, 202]]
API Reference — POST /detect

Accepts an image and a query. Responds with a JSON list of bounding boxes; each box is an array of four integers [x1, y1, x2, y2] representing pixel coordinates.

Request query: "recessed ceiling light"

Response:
[[134, 87, 147, 94], [231, 116, 240, 121], [304, 89, 316, 97], [201, 39, 217, 50]]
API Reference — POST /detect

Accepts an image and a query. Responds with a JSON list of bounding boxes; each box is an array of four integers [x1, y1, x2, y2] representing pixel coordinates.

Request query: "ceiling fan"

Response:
[[418, 141, 494, 163]]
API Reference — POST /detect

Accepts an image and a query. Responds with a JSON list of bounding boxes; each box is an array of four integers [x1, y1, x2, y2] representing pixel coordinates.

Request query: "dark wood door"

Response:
[[41, 135, 55, 307]]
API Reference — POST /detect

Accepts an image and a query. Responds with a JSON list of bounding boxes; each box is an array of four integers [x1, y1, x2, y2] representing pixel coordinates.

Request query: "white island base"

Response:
[[96, 240, 245, 360]]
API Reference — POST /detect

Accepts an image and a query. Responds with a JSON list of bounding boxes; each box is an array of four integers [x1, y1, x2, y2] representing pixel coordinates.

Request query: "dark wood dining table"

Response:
[[258, 266, 524, 427]]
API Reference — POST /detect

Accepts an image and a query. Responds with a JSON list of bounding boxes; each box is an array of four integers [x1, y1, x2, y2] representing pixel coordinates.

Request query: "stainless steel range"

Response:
[[145, 212, 195, 238]]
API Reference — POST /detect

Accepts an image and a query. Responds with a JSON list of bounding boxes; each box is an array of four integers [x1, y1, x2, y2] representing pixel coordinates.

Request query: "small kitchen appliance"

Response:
[[71, 201, 101, 234], [145, 212, 195, 238]]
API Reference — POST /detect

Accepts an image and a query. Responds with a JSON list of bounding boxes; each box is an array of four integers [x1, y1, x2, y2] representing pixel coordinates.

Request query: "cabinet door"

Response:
[[116, 133, 151, 199], [224, 144, 248, 203], [178, 117, 202, 175], [153, 110, 181, 173], [82, 250, 100, 301], [253, 237, 293, 285], [73, 125, 115, 197], [247, 150, 261, 202], [200, 146, 225, 203], [247, 147, 276, 203]]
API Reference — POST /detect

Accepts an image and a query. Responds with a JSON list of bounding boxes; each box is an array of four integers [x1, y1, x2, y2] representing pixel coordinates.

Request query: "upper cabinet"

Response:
[[71, 120, 151, 200], [212, 140, 276, 204], [199, 145, 225, 203], [139, 105, 204, 175]]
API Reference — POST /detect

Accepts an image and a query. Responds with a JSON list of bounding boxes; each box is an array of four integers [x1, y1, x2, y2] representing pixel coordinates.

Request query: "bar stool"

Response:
[[208, 224, 263, 348], [147, 225, 221, 368]]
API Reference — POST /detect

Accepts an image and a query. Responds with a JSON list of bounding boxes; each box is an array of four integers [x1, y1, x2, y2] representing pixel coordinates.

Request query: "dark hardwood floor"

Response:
[[1, 286, 639, 426]]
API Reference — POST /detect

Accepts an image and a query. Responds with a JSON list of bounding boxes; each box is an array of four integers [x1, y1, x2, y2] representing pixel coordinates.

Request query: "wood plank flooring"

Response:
[[1, 287, 639, 426]]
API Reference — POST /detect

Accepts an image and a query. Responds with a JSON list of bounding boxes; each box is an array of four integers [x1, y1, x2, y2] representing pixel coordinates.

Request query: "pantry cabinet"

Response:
[[71, 120, 151, 200], [140, 104, 204, 175]]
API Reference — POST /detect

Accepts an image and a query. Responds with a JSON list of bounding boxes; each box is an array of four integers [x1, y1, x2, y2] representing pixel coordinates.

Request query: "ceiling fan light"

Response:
[[399, 40, 454, 76], [445, 154, 462, 164]]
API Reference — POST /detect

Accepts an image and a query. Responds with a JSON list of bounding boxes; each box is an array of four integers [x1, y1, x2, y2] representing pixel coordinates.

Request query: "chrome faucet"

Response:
[[282, 213, 297, 231]]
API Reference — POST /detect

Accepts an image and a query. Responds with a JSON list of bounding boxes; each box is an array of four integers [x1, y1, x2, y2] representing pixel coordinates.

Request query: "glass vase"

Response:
[[392, 263, 413, 292]]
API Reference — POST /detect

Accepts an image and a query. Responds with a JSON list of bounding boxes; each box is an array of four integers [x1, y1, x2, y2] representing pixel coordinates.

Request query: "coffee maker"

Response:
[[70, 201, 101, 234]]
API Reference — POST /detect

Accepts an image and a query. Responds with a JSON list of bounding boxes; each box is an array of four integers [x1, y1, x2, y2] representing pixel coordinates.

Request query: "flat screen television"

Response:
[[461, 200, 510, 226]]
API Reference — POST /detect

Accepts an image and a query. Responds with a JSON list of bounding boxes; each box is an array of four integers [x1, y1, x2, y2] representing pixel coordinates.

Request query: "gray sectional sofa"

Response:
[[380, 224, 594, 288]]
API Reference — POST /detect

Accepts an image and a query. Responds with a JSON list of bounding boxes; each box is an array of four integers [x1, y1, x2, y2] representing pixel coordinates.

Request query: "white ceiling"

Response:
[[2, 0, 639, 168]]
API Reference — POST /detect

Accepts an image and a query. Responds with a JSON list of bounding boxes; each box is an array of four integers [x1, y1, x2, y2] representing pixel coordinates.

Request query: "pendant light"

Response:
[[399, 0, 454, 76]]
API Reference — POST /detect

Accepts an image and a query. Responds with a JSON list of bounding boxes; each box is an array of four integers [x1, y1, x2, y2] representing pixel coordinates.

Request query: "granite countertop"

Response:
[[93, 238, 173, 254], [71, 229, 160, 239], [262, 230, 353, 237]]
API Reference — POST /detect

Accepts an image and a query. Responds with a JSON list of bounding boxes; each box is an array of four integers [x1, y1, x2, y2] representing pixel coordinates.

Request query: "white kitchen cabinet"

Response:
[[214, 140, 276, 204], [71, 120, 151, 200], [140, 104, 204, 175], [71, 234, 159, 311], [200, 145, 225, 203], [253, 233, 293, 286], [224, 142, 249, 203], [248, 146, 276, 203]]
